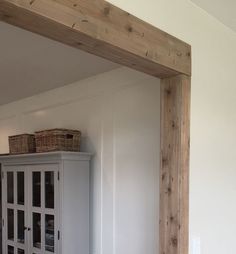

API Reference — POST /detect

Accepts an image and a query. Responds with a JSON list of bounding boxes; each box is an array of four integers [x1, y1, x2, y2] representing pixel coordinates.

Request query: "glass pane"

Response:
[[7, 209, 14, 241], [17, 210, 25, 244], [7, 172, 14, 204], [17, 172, 24, 205], [45, 215, 54, 252], [32, 172, 41, 207], [8, 246, 14, 254], [45, 172, 54, 209], [33, 213, 41, 249], [18, 249, 24, 254]]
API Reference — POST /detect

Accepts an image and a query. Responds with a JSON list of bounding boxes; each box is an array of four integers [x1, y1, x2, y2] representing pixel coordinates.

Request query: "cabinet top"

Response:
[[0, 151, 92, 165]]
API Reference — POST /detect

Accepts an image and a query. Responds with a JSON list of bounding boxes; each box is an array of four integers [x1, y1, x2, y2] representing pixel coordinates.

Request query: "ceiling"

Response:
[[0, 22, 120, 106], [191, 0, 236, 32]]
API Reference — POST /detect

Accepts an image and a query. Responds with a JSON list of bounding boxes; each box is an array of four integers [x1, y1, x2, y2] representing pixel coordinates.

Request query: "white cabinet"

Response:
[[0, 152, 91, 254]]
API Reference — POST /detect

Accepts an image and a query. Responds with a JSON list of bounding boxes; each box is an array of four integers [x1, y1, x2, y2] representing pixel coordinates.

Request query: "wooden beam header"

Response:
[[0, 0, 191, 78]]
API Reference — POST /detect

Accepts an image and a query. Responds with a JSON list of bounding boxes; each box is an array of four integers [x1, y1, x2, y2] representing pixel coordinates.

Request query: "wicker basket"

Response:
[[35, 129, 81, 153], [9, 134, 36, 154]]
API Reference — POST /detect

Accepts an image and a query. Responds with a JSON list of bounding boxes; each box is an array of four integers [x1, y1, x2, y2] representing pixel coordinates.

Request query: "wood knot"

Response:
[[104, 6, 110, 16], [127, 25, 133, 33], [77, 42, 83, 46], [81, 19, 88, 23], [171, 237, 178, 247], [165, 89, 171, 95], [167, 187, 171, 194], [171, 121, 176, 128], [162, 157, 168, 167], [73, 3, 78, 7], [29, 0, 36, 5], [187, 52, 191, 57], [161, 173, 166, 181]]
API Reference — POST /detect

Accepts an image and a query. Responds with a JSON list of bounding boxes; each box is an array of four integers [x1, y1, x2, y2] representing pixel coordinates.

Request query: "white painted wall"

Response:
[[106, 0, 236, 253], [0, 68, 160, 254]]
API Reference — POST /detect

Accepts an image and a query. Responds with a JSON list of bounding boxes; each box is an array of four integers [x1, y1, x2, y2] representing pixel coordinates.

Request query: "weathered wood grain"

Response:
[[0, 0, 191, 78], [160, 75, 190, 254]]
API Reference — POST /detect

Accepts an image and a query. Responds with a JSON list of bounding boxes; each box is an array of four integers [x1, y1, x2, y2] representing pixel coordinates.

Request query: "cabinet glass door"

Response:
[[29, 165, 59, 254], [3, 167, 28, 254]]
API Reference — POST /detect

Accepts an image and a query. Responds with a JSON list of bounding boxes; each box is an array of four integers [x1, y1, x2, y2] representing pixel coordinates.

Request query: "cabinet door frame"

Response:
[[2, 163, 60, 254], [28, 164, 60, 254], [2, 165, 29, 254]]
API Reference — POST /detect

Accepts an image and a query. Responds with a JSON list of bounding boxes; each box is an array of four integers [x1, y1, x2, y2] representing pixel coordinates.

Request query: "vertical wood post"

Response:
[[160, 75, 190, 254]]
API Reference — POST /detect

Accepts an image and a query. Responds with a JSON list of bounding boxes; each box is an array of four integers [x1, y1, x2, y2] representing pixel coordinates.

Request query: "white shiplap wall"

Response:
[[0, 67, 160, 254]]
